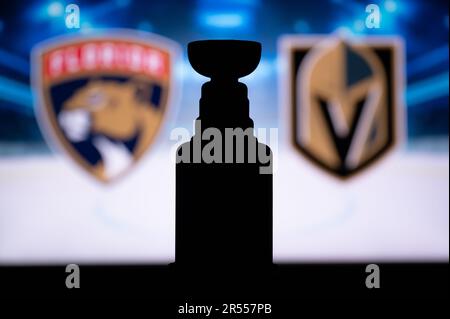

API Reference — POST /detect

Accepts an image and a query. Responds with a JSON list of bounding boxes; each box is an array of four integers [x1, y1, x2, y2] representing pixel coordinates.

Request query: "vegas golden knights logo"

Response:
[[281, 35, 404, 178], [32, 30, 180, 183]]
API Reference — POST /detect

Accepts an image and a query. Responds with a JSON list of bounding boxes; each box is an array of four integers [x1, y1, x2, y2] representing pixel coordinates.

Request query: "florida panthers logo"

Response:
[[32, 30, 180, 183]]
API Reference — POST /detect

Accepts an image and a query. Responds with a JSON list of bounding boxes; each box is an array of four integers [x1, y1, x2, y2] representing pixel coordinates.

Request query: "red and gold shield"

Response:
[[32, 30, 180, 183]]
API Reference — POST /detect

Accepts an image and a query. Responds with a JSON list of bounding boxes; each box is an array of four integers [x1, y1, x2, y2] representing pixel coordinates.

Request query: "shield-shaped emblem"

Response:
[[280, 35, 404, 179], [32, 30, 180, 183]]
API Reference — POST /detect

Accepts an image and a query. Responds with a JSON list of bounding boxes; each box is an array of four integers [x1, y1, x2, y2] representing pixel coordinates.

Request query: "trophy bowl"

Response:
[[188, 40, 261, 80]]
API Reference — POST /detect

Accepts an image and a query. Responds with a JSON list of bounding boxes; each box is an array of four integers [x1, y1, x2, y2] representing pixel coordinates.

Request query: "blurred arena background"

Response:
[[0, 0, 448, 264]]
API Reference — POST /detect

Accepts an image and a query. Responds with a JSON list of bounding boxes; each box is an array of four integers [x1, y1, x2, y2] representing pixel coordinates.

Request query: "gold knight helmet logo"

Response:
[[32, 30, 180, 183], [281, 35, 404, 178]]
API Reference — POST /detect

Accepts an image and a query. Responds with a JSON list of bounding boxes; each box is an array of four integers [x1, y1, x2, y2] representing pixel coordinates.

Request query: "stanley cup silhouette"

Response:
[[175, 40, 273, 269]]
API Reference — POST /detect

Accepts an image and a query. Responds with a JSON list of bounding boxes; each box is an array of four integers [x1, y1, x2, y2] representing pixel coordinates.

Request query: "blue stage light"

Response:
[[0, 76, 33, 112], [407, 72, 449, 107], [384, 0, 398, 13], [47, 1, 64, 17], [200, 12, 248, 28], [0, 49, 29, 75], [408, 45, 449, 77]]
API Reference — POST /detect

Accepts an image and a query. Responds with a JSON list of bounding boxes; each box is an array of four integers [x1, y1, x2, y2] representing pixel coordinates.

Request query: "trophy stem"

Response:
[[175, 40, 273, 270]]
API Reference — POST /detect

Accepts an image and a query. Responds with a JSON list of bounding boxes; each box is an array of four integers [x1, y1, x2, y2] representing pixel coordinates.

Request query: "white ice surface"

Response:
[[0, 146, 448, 264]]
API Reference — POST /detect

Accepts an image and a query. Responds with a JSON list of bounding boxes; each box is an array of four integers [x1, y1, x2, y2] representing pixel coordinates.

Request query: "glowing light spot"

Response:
[[202, 13, 246, 28], [47, 1, 64, 17], [384, 0, 397, 13]]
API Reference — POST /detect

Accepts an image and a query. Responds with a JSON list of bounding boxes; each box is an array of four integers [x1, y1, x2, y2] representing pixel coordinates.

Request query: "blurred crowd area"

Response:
[[0, 0, 448, 155]]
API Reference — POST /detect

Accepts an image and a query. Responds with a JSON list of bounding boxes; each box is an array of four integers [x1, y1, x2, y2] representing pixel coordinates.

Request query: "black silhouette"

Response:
[[175, 40, 273, 270]]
